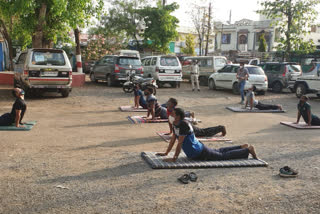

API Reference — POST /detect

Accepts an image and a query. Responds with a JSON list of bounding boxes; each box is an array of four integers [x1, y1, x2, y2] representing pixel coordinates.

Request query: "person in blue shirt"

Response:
[[133, 84, 147, 109], [295, 95, 320, 126], [156, 108, 258, 162]]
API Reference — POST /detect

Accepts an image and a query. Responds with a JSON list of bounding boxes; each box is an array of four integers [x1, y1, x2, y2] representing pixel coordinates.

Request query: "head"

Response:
[[172, 108, 185, 121], [251, 85, 257, 92], [300, 95, 308, 103], [12, 88, 24, 98], [134, 84, 141, 90], [144, 87, 154, 96], [240, 62, 245, 67], [167, 98, 178, 109]]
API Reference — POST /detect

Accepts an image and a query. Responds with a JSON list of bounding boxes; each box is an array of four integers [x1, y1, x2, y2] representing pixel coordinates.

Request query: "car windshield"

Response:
[[287, 65, 301, 72], [247, 67, 265, 75], [160, 57, 179, 66], [119, 58, 141, 66], [32, 51, 65, 66]]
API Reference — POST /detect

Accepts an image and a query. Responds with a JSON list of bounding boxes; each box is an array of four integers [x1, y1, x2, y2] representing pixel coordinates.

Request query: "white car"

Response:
[[208, 64, 268, 95], [294, 63, 320, 98]]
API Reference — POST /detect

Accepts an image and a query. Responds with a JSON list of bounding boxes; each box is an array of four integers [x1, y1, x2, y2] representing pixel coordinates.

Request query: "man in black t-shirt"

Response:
[[0, 88, 27, 127]]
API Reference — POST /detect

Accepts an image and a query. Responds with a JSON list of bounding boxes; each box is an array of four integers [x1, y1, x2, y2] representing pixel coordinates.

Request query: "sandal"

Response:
[[189, 172, 198, 182], [178, 174, 190, 184]]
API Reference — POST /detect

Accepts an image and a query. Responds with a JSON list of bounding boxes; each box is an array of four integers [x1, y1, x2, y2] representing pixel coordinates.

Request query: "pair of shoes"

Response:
[[240, 101, 244, 105], [192, 89, 195, 92], [198, 89, 200, 92], [178, 172, 198, 184], [279, 166, 298, 177]]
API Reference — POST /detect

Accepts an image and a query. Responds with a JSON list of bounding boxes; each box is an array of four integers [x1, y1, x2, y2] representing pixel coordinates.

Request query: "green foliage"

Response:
[[181, 34, 196, 55], [258, 0, 319, 54], [138, 1, 179, 53], [258, 33, 267, 52]]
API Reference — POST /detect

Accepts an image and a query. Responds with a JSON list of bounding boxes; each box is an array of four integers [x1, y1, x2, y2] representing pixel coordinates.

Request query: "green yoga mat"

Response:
[[0, 121, 37, 131]]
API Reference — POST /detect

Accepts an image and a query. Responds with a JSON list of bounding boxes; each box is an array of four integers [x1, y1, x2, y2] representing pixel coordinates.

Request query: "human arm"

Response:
[[149, 101, 156, 120], [15, 110, 24, 128], [164, 135, 184, 162], [165, 122, 173, 135], [156, 133, 177, 156], [294, 111, 301, 124], [134, 96, 140, 108], [307, 109, 312, 126]]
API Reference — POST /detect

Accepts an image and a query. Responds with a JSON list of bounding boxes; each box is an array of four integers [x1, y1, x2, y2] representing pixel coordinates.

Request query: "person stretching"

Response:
[[0, 88, 27, 127], [245, 86, 283, 110], [133, 84, 147, 109], [145, 87, 167, 120], [295, 95, 320, 126], [156, 108, 258, 162]]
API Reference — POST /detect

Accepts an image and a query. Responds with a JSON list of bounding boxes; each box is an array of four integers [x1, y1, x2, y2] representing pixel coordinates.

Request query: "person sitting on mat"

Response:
[[144, 87, 167, 120], [133, 84, 147, 109], [156, 108, 258, 162], [245, 86, 283, 110], [295, 95, 320, 126], [0, 88, 27, 128]]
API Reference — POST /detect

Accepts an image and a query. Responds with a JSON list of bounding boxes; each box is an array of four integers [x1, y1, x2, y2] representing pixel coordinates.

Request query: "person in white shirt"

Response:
[[245, 86, 283, 110], [191, 60, 200, 92]]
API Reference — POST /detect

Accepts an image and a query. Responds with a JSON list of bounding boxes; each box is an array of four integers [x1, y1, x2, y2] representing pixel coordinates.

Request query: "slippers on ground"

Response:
[[279, 166, 298, 178], [178, 174, 190, 184], [189, 172, 198, 182]]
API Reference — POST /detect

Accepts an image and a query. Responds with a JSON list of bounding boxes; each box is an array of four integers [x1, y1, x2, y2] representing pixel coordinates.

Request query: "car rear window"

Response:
[[119, 57, 141, 66], [160, 57, 179, 66], [247, 67, 265, 75], [32, 51, 66, 66], [287, 65, 301, 73]]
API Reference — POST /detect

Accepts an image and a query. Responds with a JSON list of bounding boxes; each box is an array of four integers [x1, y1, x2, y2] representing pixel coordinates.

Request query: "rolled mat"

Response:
[[119, 106, 148, 112], [156, 132, 232, 143], [226, 106, 285, 113], [0, 121, 37, 131], [141, 152, 268, 169], [128, 116, 168, 124], [280, 121, 320, 129]]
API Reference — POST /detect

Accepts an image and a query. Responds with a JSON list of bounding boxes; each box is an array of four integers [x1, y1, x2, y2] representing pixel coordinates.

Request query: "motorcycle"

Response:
[[123, 69, 158, 95]]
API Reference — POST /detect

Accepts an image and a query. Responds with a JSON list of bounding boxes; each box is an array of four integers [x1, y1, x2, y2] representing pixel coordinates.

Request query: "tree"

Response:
[[181, 34, 196, 55], [258, 32, 267, 52], [258, 0, 319, 54], [191, 5, 207, 56], [204, 2, 212, 56], [138, 1, 179, 53]]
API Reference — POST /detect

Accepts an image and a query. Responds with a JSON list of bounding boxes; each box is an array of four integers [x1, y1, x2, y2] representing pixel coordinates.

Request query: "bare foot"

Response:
[[248, 145, 258, 159], [221, 126, 227, 136], [241, 144, 249, 149], [278, 105, 283, 110]]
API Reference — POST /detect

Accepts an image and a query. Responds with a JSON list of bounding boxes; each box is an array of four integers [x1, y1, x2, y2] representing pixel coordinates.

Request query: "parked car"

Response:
[[141, 55, 182, 88], [258, 62, 302, 93], [115, 50, 140, 59], [182, 56, 227, 86], [294, 63, 320, 98], [208, 64, 268, 95], [90, 55, 143, 86], [14, 48, 72, 97]]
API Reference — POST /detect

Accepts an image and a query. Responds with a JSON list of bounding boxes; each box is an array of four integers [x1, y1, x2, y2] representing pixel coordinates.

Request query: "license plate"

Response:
[[166, 70, 174, 74], [43, 71, 58, 76], [126, 70, 135, 74]]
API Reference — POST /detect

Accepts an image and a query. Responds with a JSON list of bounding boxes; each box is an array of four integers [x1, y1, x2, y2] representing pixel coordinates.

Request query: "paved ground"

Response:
[[0, 79, 319, 214]]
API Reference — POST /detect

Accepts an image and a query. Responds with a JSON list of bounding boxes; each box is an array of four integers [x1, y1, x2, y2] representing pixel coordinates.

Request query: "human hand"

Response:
[[156, 153, 167, 156], [293, 121, 299, 124]]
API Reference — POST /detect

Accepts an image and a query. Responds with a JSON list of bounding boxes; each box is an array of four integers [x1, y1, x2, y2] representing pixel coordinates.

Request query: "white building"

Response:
[[305, 24, 320, 50]]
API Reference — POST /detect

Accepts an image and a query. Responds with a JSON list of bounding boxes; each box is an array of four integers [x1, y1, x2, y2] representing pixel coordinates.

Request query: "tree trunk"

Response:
[[286, 0, 292, 60], [205, 3, 211, 56], [74, 28, 83, 73], [32, 3, 47, 48], [0, 19, 14, 71]]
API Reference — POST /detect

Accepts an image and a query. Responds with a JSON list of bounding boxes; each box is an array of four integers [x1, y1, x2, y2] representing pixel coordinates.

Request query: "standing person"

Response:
[[245, 86, 283, 110], [144, 87, 167, 120], [156, 108, 258, 162], [133, 84, 147, 109], [0, 88, 27, 127], [236, 62, 249, 104], [191, 60, 200, 92], [295, 95, 320, 126]]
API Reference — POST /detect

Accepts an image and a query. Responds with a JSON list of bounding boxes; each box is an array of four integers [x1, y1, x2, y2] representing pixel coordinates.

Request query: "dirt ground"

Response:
[[0, 78, 319, 214]]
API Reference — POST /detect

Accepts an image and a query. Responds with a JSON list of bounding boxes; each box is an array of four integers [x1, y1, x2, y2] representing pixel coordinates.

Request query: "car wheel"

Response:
[[123, 85, 133, 93], [171, 82, 177, 88], [61, 89, 70, 97], [90, 72, 98, 83], [208, 79, 216, 90], [295, 83, 307, 98], [232, 82, 240, 95], [272, 82, 283, 93]]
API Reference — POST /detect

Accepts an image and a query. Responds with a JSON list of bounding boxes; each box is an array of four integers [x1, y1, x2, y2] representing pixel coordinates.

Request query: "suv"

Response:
[[208, 64, 268, 95], [14, 49, 72, 97], [294, 63, 320, 98], [90, 55, 143, 86], [182, 56, 227, 85], [258, 62, 302, 93], [141, 55, 182, 88]]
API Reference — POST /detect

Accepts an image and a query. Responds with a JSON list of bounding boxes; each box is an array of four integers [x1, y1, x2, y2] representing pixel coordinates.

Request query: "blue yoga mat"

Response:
[[0, 121, 37, 131]]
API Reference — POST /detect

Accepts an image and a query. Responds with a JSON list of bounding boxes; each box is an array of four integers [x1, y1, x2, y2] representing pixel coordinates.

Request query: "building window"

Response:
[[222, 34, 231, 44], [239, 35, 247, 44], [256, 31, 271, 45]]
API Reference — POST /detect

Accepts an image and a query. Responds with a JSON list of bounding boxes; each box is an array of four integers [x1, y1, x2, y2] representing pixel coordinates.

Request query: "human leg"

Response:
[[0, 113, 13, 126], [239, 81, 245, 102], [255, 102, 280, 110], [195, 75, 200, 90], [195, 125, 226, 137], [191, 75, 195, 90], [311, 116, 320, 126]]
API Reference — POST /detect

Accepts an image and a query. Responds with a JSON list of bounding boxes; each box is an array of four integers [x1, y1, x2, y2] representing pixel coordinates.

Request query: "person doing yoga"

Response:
[[0, 88, 27, 127], [145, 87, 167, 120], [156, 108, 258, 162], [295, 95, 320, 126], [133, 84, 147, 109], [245, 86, 283, 110]]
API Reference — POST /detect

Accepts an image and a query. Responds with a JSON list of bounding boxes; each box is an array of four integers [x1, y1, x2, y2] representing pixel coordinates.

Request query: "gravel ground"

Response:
[[0, 78, 319, 214]]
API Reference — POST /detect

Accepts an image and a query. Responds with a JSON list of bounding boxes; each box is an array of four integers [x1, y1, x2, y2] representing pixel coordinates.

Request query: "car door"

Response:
[[215, 65, 232, 88], [94, 57, 107, 79]]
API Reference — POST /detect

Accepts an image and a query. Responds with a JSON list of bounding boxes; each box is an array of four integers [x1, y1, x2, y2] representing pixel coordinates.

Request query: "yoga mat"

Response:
[[119, 106, 147, 112], [156, 132, 232, 143], [280, 122, 320, 129], [141, 152, 268, 169], [0, 121, 37, 131], [128, 116, 168, 124], [226, 106, 285, 113]]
